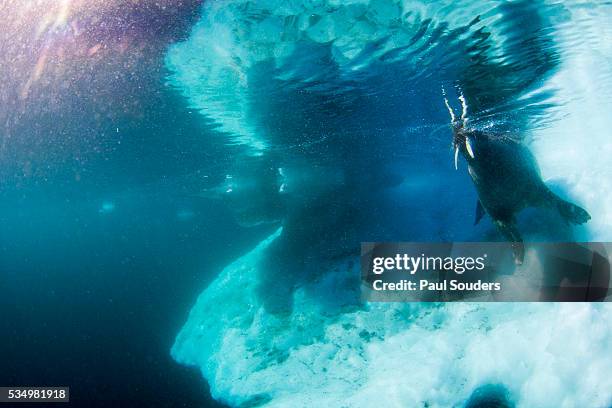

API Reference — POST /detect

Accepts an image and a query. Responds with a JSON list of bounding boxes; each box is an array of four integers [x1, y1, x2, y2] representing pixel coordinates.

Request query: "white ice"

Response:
[[168, 1, 612, 406]]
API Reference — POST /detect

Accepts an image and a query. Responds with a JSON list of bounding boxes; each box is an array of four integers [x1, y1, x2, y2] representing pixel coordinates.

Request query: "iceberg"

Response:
[[531, 6, 612, 241], [167, 0, 612, 406], [173, 229, 612, 407]]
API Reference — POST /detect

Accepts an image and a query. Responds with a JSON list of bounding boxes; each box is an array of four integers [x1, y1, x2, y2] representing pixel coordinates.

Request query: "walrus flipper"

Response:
[[474, 200, 486, 225], [494, 218, 524, 265], [555, 197, 591, 225]]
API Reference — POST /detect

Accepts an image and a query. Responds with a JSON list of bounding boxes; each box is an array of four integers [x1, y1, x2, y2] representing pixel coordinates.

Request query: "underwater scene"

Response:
[[1, 0, 611, 407]]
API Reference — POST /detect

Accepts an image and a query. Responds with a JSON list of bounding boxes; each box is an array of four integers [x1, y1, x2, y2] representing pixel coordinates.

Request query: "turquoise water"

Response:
[[1, 0, 611, 407]]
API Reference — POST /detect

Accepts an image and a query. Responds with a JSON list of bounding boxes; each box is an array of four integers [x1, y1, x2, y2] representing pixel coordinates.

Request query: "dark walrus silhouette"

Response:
[[444, 92, 591, 263]]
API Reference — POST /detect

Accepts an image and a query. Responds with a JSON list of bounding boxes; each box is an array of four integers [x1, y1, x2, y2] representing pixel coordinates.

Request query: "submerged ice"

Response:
[[166, 0, 612, 406], [173, 232, 612, 407]]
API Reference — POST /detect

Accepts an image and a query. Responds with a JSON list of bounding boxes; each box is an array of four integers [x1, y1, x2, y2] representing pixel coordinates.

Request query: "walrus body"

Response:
[[445, 94, 591, 263], [464, 132, 543, 219]]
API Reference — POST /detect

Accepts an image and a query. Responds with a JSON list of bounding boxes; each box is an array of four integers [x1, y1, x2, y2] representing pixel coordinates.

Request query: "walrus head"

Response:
[[443, 91, 475, 169]]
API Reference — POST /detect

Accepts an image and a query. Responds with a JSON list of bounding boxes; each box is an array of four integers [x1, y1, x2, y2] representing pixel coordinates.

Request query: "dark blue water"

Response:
[[0, 189, 269, 407], [0, 1, 243, 406]]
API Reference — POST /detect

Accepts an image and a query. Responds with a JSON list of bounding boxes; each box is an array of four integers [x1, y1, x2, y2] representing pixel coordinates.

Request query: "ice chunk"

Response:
[[173, 229, 612, 407], [531, 4, 612, 241], [169, 2, 612, 406]]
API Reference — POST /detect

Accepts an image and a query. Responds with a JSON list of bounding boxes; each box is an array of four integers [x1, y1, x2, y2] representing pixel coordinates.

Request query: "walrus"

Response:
[[444, 92, 591, 263]]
